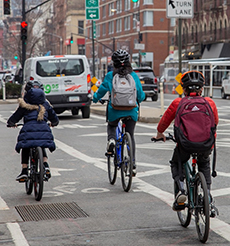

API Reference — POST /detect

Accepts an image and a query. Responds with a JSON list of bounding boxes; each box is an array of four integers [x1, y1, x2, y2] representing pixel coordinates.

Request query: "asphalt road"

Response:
[[0, 94, 230, 245]]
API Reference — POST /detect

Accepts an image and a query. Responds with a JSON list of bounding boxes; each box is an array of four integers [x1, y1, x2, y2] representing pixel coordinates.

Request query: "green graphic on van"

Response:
[[44, 84, 59, 94]]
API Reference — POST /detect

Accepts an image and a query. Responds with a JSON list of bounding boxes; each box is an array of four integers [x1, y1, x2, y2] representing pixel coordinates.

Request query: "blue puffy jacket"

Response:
[[7, 88, 59, 153], [93, 71, 145, 122]]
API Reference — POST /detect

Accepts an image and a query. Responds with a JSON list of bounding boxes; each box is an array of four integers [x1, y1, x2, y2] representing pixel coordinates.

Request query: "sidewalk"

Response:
[[0, 99, 162, 123], [91, 104, 162, 123]]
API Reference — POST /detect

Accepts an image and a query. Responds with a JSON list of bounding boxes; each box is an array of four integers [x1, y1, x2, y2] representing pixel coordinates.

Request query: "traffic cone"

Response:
[[172, 85, 175, 94]]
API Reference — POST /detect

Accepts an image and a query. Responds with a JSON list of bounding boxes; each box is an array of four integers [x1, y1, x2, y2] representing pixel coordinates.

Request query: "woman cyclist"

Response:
[[93, 49, 145, 176], [7, 80, 59, 182]]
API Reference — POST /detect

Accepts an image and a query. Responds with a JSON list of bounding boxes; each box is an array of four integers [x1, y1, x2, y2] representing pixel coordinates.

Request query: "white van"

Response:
[[23, 55, 92, 118]]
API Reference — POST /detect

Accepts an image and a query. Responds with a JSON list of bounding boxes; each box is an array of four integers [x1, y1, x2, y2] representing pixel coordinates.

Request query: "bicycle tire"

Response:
[[107, 150, 117, 185], [25, 149, 33, 195], [194, 172, 210, 243], [121, 132, 133, 192], [174, 179, 192, 228], [34, 147, 44, 201]]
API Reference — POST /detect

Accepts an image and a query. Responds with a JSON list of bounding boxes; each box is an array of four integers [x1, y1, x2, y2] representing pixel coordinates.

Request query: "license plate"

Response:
[[141, 80, 145, 84], [69, 96, 80, 102]]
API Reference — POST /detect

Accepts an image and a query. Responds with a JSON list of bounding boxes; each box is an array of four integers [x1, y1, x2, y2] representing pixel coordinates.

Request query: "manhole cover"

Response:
[[15, 202, 88, 221]]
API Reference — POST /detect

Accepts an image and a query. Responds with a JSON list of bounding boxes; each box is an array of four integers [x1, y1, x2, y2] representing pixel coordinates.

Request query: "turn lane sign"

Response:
[[166, 0, 194, 19]]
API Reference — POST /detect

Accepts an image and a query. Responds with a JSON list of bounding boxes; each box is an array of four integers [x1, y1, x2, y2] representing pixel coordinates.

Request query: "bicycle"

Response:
[[99, 99, 134, 192], [152, 133, 215, 243], [8, 124, 50, 201]]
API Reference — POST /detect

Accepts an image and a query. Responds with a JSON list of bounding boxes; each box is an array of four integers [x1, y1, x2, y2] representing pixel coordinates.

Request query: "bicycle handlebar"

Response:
[[151, 133, 176, 142]]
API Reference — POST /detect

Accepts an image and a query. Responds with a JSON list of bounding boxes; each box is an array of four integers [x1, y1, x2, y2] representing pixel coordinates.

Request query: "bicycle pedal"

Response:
[[18, 178, 27, 183]]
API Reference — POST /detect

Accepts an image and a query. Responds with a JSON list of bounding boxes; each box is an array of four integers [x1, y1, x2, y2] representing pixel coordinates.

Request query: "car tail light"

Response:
[[30, 76, 34, 81], [154, 77, 158, 84], [87, 74, 91, 93]]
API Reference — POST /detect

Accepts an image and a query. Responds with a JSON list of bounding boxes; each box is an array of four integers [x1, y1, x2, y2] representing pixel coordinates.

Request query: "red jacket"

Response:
[[157, 95, 219, 134]]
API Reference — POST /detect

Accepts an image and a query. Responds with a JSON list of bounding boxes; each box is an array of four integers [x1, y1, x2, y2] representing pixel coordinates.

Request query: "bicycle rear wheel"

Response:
[[121, 132, 133, 192], [107, 150, 117, 185], [34, 147, 44, 201], [174, 179, 192, 227], [25, 150, 33, 195], [194, 172, 210, 243]]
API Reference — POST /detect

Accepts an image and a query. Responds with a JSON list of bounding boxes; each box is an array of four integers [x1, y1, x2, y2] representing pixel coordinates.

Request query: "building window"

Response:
[[133, 13, 138, 29], [116, 0, 122, 13], [78, 21, 84, 35], [109, 2, 114, 16], [124, 0, 130, 11], [109, 21, 114, 34], [219, 20, 222, 39], [78, 45, 85, 55], [143, 0, 153, 4], [102, 6, 106, 18], [143, 11, 153, 26], [96, 24, 100, 37], [102, 23, 106, 36], [124, 16, 130, 30], [116, 19, 122, 33]]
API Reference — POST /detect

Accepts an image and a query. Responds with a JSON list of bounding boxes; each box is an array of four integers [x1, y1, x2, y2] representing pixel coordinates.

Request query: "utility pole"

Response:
[[22, 0, 26, 69], [92, 20, 95, 77]]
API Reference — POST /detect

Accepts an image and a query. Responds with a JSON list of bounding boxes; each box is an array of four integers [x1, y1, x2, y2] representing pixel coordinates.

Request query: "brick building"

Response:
[[85, 0, 171, 78]]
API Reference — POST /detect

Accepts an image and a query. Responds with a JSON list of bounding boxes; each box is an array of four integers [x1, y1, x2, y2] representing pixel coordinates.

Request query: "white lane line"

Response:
[[7, 223, 29, 246], [0, 196, 9, 210], [55, 139, 230, 242]]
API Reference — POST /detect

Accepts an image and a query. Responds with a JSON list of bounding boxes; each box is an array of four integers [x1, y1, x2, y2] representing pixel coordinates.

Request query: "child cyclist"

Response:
[[7, 81, 59, 182], [153, 71, 219, 216]]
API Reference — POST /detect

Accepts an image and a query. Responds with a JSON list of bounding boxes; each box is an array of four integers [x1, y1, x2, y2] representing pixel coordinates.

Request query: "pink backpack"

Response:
[[174, 96, 216, 153]]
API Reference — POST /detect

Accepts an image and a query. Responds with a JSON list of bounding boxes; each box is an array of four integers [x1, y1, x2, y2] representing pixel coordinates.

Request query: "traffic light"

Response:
[[132, 0, 139, 2], [14, 54, 18, 60], [4, 0, 11, 15], [70, 36, 73, 44], [139, 33, 142, 42], [21, 21, 28, 40]]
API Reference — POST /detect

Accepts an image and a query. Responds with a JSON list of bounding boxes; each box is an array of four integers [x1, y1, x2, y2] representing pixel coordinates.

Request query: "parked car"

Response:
[[133, 67, 158, 101], [2, 73, 14, 83]]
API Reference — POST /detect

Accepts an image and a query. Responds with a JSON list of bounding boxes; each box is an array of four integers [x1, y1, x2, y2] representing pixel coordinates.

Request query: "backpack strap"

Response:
[[212, 143, 217, 178]]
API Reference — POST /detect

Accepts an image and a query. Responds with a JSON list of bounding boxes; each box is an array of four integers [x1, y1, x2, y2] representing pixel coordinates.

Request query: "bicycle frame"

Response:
[[115, 121, 124, 168]]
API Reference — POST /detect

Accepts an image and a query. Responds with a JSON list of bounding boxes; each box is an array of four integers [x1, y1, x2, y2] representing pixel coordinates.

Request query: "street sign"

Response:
[[93, 21, 96, 38], [85, 0, 99, 8], [175, 72, 182, 83], [176, 84, 183, 95], [134, 43, 145, 50], [86, 8, 99, 20], [166, 0, 194, 19]]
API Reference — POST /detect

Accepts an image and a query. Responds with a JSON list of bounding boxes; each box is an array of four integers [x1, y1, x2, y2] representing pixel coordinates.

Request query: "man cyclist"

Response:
[[93, 49, 145, 176], [153, 70, 218, 216], [7, 80, 59, 182]]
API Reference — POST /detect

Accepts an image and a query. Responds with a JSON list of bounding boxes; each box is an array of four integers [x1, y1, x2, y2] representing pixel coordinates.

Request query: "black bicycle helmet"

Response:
[[180, 70, 205, 88], [112, 49, 130, 67], [25, 80, 44, 92]]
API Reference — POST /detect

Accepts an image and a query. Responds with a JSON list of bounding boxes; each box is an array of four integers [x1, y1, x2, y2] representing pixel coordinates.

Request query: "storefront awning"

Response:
[[202, 43, 230, 59]]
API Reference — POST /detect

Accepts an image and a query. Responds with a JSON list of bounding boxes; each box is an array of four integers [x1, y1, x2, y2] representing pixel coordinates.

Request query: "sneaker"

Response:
[[132, 163, 137, 177], [107, 138, 115, 155], [172, 190, 186, 211], [16, 168, 28, 182], [44, 162, 51, 179], [209, 194, 218, 218]]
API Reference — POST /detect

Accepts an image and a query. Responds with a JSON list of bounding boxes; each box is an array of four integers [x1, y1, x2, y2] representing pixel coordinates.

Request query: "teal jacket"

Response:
[[93, 71, 145, 122]]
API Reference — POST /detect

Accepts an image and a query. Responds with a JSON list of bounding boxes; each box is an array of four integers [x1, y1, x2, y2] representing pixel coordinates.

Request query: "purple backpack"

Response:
[[174, 96, 216, 153]]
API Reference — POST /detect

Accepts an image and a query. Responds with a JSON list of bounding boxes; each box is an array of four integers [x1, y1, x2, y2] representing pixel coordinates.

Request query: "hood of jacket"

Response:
[[24, 88, 46, 105]]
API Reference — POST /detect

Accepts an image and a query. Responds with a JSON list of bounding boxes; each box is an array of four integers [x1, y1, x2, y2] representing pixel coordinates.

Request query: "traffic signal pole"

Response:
[[22, 0, 26, 69]]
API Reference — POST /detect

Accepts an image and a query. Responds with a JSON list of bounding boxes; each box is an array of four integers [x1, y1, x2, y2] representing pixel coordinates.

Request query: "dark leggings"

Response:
[[107, 118, 136, 163], [170, 146, 212, 190], [21, 148, 48, 164]]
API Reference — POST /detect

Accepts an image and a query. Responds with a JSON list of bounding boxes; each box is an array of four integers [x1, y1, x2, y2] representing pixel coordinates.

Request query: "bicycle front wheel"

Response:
[[107, 150, 117, 185], [34, 147, 44, 201], [194, 172, 210, 243], [121, 132, 133, 192], [174, 179, 192, 227]]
